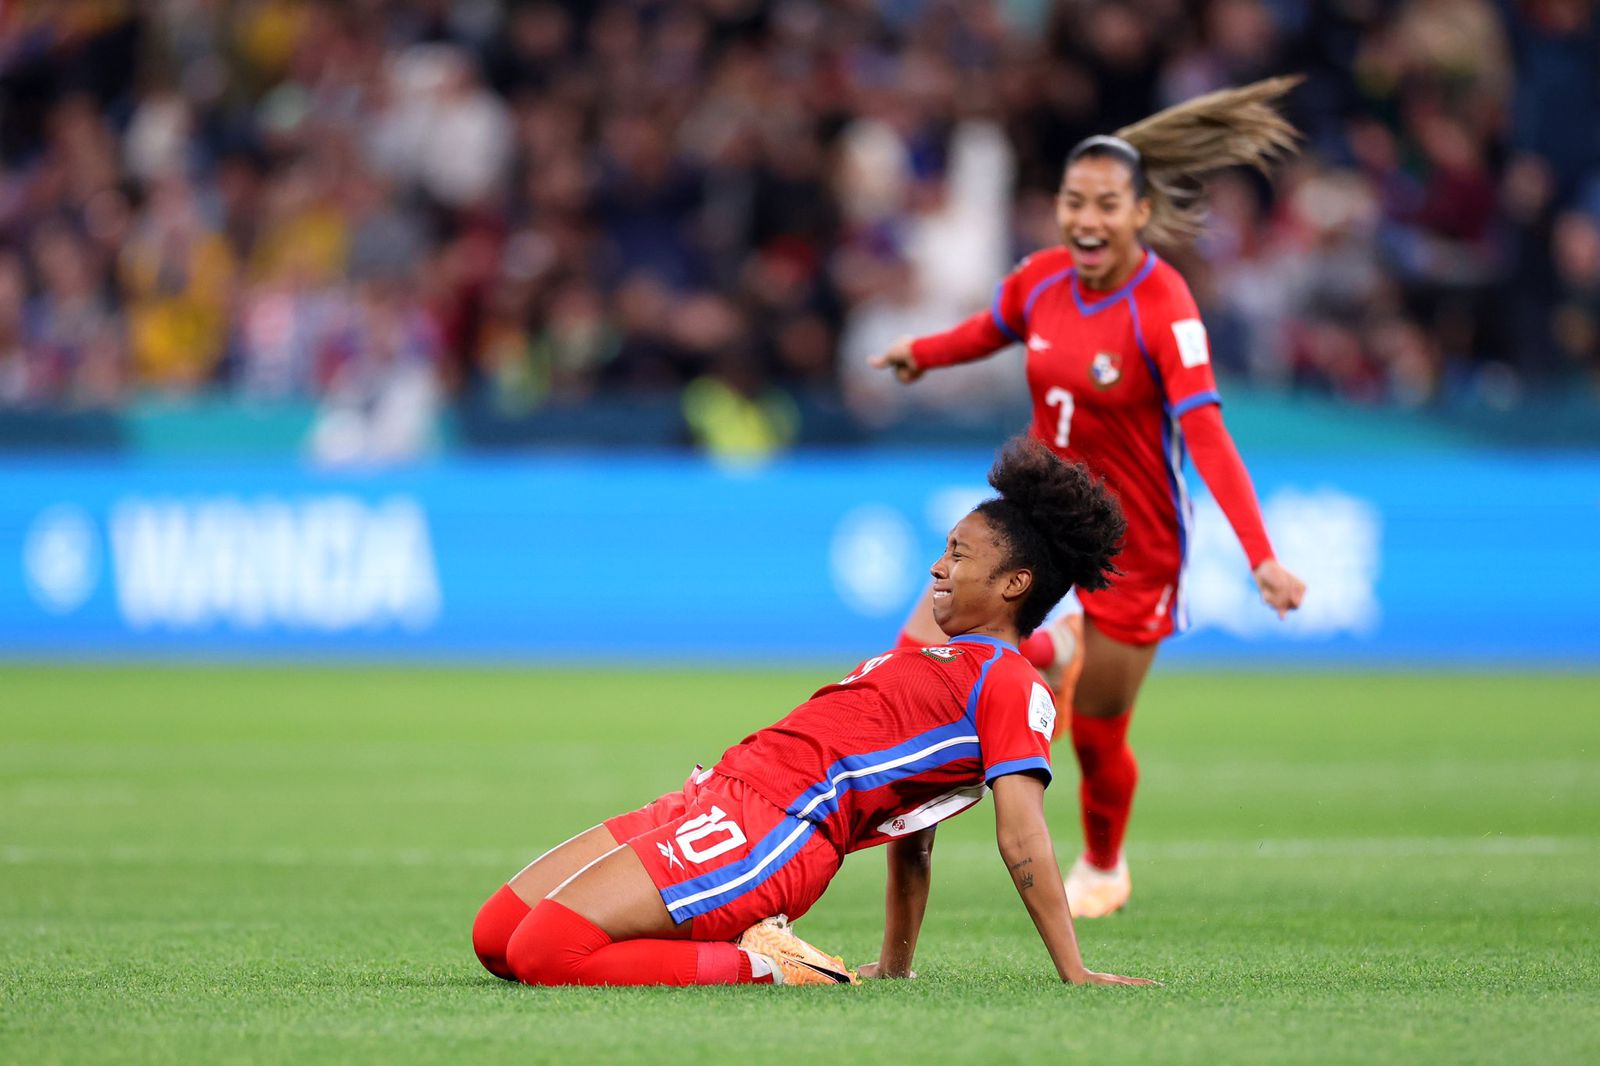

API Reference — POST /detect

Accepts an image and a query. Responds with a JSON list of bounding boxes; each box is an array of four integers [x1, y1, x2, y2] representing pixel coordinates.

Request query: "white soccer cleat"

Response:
[[736, 915, 858, 986], [1040, 614, 1085, 729], [1043, 611, 1081, 685], [1044, 611, 1082, 666], [1065, 854, 1131, 918]]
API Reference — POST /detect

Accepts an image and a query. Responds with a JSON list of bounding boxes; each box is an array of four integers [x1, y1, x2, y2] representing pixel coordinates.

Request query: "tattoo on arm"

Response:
[[1020, 872, 1035, 889], [1009, 857, 1035, 890]]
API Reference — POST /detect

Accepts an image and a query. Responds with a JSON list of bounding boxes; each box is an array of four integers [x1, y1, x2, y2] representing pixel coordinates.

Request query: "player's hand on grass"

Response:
[[1252, 558, 1306, 619], [1067, 968, 1161, 987], [858, 962, 916, 980], [870, 337, 924, 383]]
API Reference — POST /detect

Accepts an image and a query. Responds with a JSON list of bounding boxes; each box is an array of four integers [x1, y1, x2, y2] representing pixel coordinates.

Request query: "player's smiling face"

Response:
[[929, 513, 1027, 638], [1057, 155, 1152, 290]]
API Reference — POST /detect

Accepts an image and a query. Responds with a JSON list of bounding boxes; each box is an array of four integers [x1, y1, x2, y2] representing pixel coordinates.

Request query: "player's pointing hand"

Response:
[[1253, 559, 1306, 619], [870, 337, 924, 383]]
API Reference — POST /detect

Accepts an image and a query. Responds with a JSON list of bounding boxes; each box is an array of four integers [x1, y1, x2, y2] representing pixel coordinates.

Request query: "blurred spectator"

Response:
[[27, 222, 125, 407], [0, 252, 35, 404], [1, 0, 1599, 442], [370, 43, 514, 211], [119, 174, 235, 389], [1509, 0, 1600, 192], [682, 357, 800, 465], [309, 278, 443, 465], [1548, 210, 1600, 383]]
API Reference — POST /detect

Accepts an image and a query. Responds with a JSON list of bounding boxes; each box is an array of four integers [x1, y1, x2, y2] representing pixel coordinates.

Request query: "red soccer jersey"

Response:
[[714, 635, 1056, 854], [912, 247, 1271, 589]]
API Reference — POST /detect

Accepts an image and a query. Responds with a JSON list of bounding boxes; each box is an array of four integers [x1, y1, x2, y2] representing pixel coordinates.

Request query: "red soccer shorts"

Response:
[[603, 769, 841, 941], [1077, 567, 1184, 646]]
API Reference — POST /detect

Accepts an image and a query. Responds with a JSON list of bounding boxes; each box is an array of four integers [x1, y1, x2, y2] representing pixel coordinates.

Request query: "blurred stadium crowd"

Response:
[[2, 0, 1598, 459]]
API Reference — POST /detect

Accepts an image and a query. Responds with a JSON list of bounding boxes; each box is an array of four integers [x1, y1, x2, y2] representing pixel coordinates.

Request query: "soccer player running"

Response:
[[872, 78, 1309, 918], [473, 439, 1154, 988]]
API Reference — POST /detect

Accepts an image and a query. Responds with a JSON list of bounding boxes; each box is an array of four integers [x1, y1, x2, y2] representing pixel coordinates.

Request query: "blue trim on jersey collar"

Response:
[[962, 642, 1006, 723], [1071, 248, 1157, 316], [1023, 267, 1076, 323], [948, 634, 1019, 654]]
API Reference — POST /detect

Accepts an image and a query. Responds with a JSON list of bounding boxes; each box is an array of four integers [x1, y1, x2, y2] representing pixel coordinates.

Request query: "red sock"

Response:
[[1070, 710, 1138, 870], [472, 884, 532, 980], [505, 900, 765, 986], [1019, 630, 1056, 670]]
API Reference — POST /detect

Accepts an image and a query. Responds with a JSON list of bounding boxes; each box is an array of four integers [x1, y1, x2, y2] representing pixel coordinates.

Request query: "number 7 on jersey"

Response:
[[1045, 387, 1075, 447]]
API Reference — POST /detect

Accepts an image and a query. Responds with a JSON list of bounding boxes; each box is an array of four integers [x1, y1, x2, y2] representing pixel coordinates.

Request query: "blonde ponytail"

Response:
[[1107, 75, 1305, 248]]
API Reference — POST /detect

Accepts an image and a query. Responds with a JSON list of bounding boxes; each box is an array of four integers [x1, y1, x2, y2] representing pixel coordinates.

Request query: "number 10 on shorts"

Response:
[[675, 806, 747, 863]]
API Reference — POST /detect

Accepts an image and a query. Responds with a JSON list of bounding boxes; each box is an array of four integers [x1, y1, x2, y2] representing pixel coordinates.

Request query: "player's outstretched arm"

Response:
[[871, 302, 1016, 384], [991, 774, 1158, 987], [1179, 403, 1306, 618], [862, 827, 937, 979]]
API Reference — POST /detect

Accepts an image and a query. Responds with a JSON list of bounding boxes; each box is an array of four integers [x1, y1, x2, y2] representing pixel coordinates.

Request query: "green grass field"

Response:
[[2, 665, 1597, 1065]]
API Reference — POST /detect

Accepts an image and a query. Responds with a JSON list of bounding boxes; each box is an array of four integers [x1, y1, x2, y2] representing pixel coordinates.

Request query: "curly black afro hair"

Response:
[[973, 436, 1127, 636]]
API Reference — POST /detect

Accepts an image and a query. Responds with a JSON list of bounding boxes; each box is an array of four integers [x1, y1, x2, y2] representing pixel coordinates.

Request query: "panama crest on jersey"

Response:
[[919, 646, 965, 663], [1089, 351, 1122, 388]]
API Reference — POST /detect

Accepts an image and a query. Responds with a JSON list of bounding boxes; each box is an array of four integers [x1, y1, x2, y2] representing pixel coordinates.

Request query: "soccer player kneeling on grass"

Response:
[[471, 438, 1155, 988]]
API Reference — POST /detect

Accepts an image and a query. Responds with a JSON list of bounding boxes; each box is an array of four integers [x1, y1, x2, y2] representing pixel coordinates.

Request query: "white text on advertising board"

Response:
[[109, 495, 440, 631]]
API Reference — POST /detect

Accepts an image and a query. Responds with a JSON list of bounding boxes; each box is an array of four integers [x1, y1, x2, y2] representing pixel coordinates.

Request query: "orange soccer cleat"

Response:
[[1065, 853, 1132, 918], [736, 915, 858, 986]]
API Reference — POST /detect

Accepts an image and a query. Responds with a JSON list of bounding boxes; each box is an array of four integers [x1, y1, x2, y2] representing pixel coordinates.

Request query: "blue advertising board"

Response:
[[0, 451, 1596, 665]]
